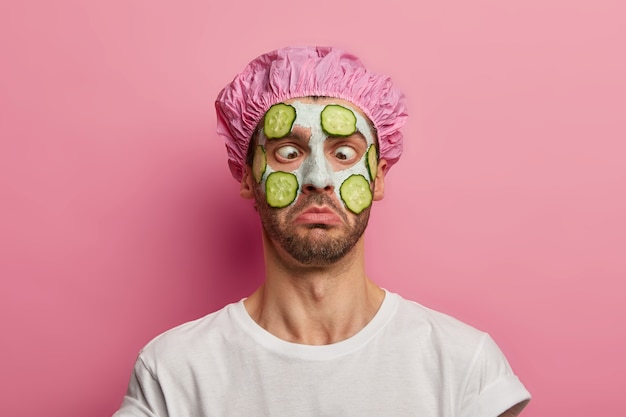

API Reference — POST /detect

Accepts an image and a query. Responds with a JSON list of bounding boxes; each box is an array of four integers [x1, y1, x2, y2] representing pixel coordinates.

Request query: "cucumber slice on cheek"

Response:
[[366, 144, 378, 181], [264, 103, 296, 139], [321, 104, 357, 136], [252, 145, 267, 183], [340, 174, 373, 214], [265, 171, 299, 208]]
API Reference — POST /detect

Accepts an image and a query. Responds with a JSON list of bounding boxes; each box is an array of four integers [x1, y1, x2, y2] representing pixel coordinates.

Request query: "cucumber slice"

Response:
[[264, 103, 296, 139], [366, 144, 378, 181], [265, 171, 298, 208], [321, 104, 357, 136], [340, 174, 372, 214], [252, 145, 266, 183]]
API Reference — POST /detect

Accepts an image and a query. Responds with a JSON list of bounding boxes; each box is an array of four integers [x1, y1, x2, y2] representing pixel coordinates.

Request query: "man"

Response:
[[114, 46, 530, 417]]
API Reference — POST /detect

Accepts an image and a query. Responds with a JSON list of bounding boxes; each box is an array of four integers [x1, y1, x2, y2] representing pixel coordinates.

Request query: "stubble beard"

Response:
[[255, 191, 371, 266]]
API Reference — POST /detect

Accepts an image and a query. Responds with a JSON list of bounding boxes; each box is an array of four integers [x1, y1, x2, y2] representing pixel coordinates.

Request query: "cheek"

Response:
[[255, 149, 301, 208], [335, 155, 374, 214], [264, 171, 299, 208]]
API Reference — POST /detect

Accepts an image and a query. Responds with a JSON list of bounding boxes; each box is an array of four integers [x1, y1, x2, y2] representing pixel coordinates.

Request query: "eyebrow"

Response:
[[283, 131, 310, 142], [325, 131, 368, 143]]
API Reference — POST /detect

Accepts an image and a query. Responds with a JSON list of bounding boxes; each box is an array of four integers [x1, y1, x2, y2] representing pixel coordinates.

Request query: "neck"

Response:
[[244, 232, 385, 345]]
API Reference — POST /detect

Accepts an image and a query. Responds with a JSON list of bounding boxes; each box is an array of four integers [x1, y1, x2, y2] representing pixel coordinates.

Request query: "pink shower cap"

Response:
[[215, 46, 408, 181]]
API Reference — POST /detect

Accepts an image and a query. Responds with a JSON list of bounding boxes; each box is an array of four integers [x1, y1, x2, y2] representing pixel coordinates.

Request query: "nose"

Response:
[[300, 150, 335, 194], [302, 182, 334, 194]]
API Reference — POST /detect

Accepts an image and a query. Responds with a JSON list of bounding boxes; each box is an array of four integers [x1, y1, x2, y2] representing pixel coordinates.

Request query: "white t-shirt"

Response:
[[114, 291, 530, 417]]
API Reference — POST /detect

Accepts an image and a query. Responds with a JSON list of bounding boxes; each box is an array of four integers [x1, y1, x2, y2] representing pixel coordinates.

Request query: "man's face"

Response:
[[245, 97, 385, 266]]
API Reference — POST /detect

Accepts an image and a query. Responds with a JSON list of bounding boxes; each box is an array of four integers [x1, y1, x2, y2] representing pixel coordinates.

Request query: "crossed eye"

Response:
[[276, 145, 300, 160], [334, 146, 357, 161]]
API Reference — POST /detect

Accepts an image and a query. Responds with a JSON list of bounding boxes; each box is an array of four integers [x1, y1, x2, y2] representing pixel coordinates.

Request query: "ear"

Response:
[[372, 159, 388, 201], [240, 165, 256, 200]]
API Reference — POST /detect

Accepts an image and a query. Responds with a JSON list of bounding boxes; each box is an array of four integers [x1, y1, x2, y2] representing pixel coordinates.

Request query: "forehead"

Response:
[[281, 96, 377, 140], [283, 96, 371, 122], [251, 96, 378, 146]]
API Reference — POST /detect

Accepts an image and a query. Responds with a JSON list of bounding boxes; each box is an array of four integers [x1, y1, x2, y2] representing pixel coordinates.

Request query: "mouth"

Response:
[[294, 206, 343, 225]]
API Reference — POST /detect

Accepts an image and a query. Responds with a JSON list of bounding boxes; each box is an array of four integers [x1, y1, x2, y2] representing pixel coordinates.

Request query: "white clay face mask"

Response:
[[252, 100, 379, 214]]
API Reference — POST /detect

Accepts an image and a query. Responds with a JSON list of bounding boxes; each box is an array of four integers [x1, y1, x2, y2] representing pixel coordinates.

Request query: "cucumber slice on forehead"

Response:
[[264, 103, 296, 139], [340, 174, 372, 214], [366, 144, 378, 181], [265, 171, 298, 208], [321, 104, 357, 136], [252, 145, 266, 183]]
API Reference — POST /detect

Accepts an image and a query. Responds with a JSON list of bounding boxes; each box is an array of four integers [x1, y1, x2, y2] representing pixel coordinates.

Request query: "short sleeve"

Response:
[[461, 334, 531, 417], [113, 355, 168, 417]]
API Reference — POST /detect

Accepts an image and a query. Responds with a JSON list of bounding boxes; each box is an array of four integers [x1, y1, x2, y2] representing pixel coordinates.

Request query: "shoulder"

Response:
[[390, 292, 489, 349], [386, 293, 514, 380], [137, 300, 242, 368], [389, 293, 531, 416]]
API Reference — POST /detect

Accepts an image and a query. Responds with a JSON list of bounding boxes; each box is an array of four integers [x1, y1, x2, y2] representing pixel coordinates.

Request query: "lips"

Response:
[[294, 206, 343, 225]]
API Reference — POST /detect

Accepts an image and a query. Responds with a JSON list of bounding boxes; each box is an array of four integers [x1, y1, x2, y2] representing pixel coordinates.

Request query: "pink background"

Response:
[[1, 1, 624, 415]]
